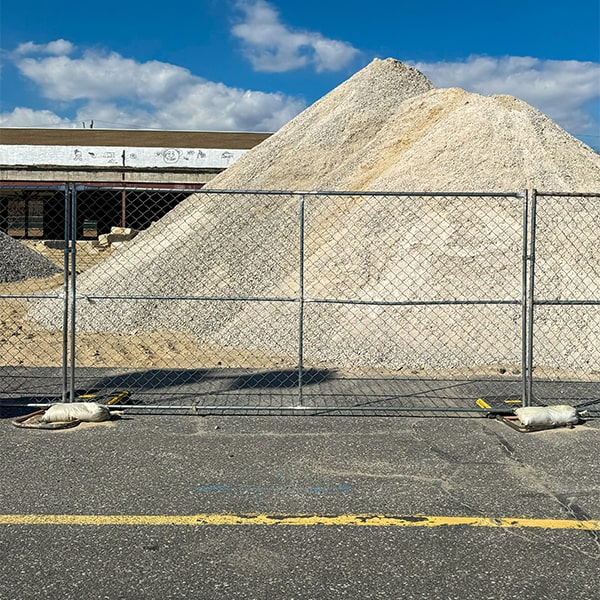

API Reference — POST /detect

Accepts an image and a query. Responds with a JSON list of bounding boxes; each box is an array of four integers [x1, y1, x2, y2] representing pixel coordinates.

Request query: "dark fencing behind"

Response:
[[1, 184, 598, 415]]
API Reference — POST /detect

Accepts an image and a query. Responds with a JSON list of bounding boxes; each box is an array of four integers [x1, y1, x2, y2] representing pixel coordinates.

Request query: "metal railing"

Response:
[[1, 183, 598, 415]]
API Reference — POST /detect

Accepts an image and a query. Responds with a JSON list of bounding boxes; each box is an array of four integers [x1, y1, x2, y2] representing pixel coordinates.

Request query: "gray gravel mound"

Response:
[[0, 232, 61, 282]]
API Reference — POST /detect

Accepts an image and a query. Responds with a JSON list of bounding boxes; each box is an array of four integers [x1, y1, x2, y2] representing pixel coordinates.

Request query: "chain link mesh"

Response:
[[0, 184, 68, 404], [2, 186, 530, 414], [66, 189, 300, 411], [530, 192, 600, 413], [5, 186, 599, 415], [21, 186, 600, 414], [300, 193, 525, 412]]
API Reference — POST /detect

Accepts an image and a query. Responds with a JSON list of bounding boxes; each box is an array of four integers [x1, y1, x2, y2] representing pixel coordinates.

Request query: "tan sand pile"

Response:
[[209, 58, 435, 191], [28, 58, 600, 371], [213, 70, 599, 192]]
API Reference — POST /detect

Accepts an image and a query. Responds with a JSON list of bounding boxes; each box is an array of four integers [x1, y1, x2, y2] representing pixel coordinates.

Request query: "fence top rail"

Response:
[[0, 181, 67, 190], [3, 184, 596, 197], [533, 190, 600, 198], [71, 185, 527, 198]]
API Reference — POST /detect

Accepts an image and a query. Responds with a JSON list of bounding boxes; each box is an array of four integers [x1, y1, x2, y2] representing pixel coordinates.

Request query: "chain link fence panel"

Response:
[[529, 192, 600, 414], [16, 187, 527, 413], [299, 193, 526, 413], [0, 184, 69, 405]]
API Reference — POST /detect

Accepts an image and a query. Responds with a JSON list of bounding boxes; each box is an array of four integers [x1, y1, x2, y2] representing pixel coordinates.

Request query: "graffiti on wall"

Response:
[[1, 145, 246, 169]]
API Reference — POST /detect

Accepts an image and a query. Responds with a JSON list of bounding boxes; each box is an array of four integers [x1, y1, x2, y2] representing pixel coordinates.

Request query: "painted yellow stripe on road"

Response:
[[1, 513, 599, 530]]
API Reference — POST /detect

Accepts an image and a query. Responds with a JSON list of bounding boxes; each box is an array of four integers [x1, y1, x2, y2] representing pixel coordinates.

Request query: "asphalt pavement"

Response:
[[0, 411, 598, 599]]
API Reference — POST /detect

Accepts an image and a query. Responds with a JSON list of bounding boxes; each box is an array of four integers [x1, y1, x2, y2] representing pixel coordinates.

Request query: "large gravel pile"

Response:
[[0, 232, 61, 283], [29, 58, 600, 371], [209, 61, 599, 193]]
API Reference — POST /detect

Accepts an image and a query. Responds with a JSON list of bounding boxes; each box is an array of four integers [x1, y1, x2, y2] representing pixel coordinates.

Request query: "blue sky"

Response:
[[1, 0, 599, 149]]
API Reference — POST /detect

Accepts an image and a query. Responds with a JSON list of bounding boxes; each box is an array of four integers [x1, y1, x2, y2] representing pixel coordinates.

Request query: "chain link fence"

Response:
[[527, 191, 600, 414], [0, 184, 68, 405], [1, 184, 598, 415]]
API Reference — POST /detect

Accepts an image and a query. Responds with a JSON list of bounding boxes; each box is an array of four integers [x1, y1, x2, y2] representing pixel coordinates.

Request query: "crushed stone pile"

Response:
[[0, 232, 61, 283], [209, 60, 599, 193], [28, 58, 600, 371]]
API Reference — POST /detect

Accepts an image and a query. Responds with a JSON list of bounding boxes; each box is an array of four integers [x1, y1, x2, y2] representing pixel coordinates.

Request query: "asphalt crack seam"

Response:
[[414, 424, 600, 558], [490, 428, 600, 559]]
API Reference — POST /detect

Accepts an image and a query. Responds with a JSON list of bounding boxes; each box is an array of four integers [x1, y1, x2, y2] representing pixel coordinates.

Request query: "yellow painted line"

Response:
[[476, 398, 492, 409], [0, 513, 599, 530]]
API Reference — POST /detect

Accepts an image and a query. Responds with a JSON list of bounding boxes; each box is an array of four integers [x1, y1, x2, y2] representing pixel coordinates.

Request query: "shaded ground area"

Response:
[[1, 365, 525, 416], [3, 365, 600, 417]]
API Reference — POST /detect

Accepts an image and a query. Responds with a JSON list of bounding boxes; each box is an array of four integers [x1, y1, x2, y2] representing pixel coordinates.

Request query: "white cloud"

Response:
[[410, 55, 600, 139], [16, 51, 193, 102], [14, 39, 74, 56], [232, 0, 360, 73], [5, 40, 306, 131], [0, 107, 73, 127]]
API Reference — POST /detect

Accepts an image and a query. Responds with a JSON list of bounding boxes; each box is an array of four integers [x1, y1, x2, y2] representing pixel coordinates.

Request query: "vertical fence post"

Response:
[[61, 184, 71, 402], [521, 190, 529, 407], [68, 185, 78, 402], [121, 189, 127, 228], [525, 189, 538, 407], [297, 193, 306, 406]]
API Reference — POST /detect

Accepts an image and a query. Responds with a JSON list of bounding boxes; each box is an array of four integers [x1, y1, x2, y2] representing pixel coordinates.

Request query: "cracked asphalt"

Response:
[[0, 412, 598, 599]]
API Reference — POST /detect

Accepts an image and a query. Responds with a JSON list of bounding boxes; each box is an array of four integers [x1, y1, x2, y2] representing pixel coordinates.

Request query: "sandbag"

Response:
[[514, 405, 579, 428], [41, 402, 112, 423]]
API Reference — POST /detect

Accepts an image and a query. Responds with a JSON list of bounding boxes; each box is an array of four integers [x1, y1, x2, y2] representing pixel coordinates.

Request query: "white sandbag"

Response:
[[41, 402, 112, 423], [515, 405, 579, 428]]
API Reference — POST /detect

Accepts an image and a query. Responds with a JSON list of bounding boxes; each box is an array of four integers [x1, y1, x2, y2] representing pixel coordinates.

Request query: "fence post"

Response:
[[525, 189, 538, 407], [297, 193, 305, 406], [521, 190, 529, 407], [68, 185, 78, 402], [61, 184, 71, 402]]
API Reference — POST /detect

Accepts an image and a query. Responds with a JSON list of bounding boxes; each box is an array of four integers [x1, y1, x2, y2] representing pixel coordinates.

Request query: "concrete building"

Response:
[[0, 128, 271, 184], [0, 128, 271, 238]]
